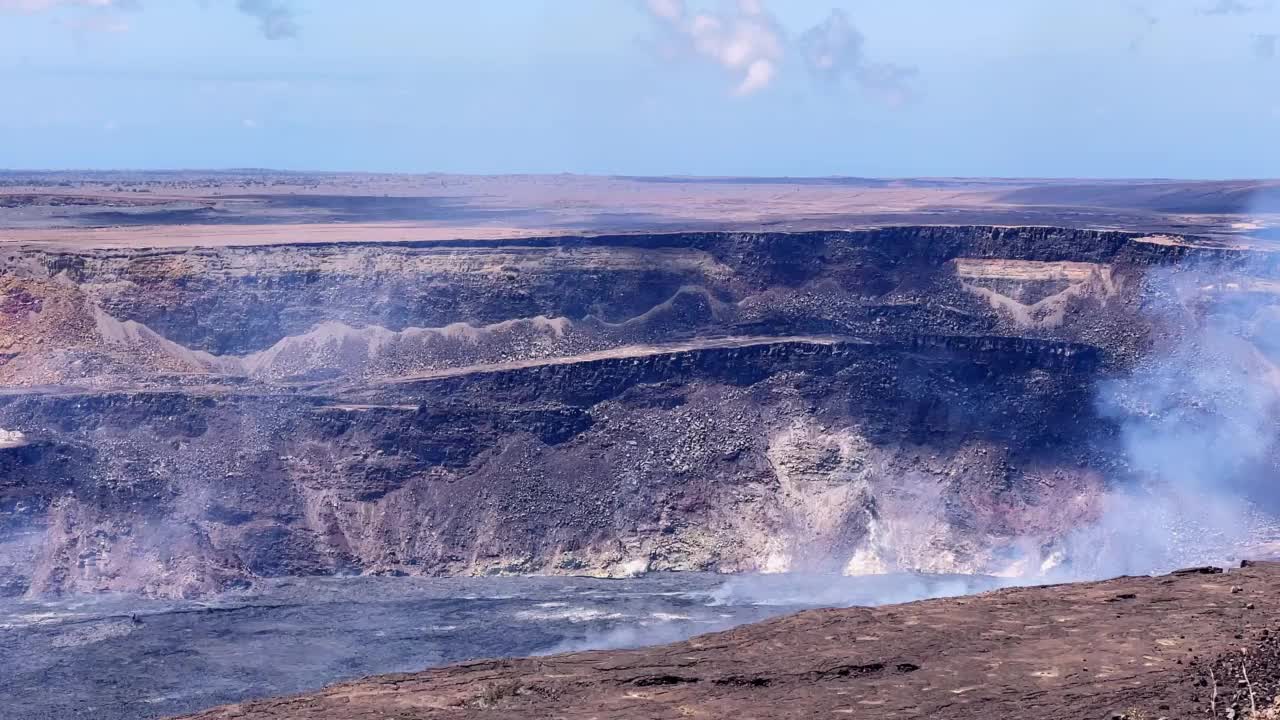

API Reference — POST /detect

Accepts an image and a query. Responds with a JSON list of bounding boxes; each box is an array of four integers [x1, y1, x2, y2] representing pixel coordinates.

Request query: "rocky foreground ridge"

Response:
[[177, 561, 1280, 720], [2, 227, 1279, 596]]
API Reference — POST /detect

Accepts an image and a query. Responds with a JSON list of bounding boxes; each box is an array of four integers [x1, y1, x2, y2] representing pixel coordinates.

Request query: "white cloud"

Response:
[[236, 0, 297, 40], [644, 0, 785, 96], [643, 1, 914, 102], [799, 9, 915, 105], [0, 0, 137, 35], [645, 0, 682, 23], [737, 57, 775, 96], [0, 0, 128, 10], [0, 0, 298, 40]]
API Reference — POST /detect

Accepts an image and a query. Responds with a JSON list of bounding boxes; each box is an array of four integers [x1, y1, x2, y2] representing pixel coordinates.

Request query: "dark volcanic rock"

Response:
[[0, 227, 1278, 596]]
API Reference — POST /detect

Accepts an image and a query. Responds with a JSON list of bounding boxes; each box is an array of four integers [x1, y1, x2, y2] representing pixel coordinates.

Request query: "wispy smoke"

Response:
[[0, 0, 133, 10], [1196, 1, 1280, 59], [642, 0, 913, 101], [1128, 4, 1160, 52], [798, 9, 916, 105], [1201, 0, 1263, 14], [0, 0, 138, 32], [541, 572, 1007, 655], [0, 0, 298, 39], [542, 617, 739, 654], [1255, 33, 1278, 59], [1049, 254, 1280, 579], [235, 0, 297, 40], [706, 572, 1002, 608]]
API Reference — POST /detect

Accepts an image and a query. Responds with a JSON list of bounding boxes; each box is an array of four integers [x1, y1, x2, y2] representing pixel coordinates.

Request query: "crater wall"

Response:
[[1, 227, 1275, 596]]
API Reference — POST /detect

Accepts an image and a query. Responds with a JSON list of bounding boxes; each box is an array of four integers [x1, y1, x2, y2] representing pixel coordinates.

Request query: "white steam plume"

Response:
[[642, 0, 913, 101], [1048, 255, 1280, 580], [644, 0, 784, 96]]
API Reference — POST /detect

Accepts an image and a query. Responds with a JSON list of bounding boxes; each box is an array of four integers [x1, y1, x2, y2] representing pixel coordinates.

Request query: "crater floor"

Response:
[[0, 572, 994, 720], [180, 562, 1280, 720]]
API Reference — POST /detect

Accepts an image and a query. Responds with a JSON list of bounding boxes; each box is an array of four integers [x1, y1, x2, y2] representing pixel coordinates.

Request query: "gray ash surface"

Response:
[[0, 572, 996, 720]]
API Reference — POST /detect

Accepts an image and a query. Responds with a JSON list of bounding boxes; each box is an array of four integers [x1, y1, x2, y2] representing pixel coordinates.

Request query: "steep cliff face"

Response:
[[1, 227, 1276, 597]]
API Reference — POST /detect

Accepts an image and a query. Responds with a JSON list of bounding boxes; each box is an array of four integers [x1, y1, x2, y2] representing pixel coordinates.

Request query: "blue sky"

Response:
[[2, 0, 1279, 178]]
